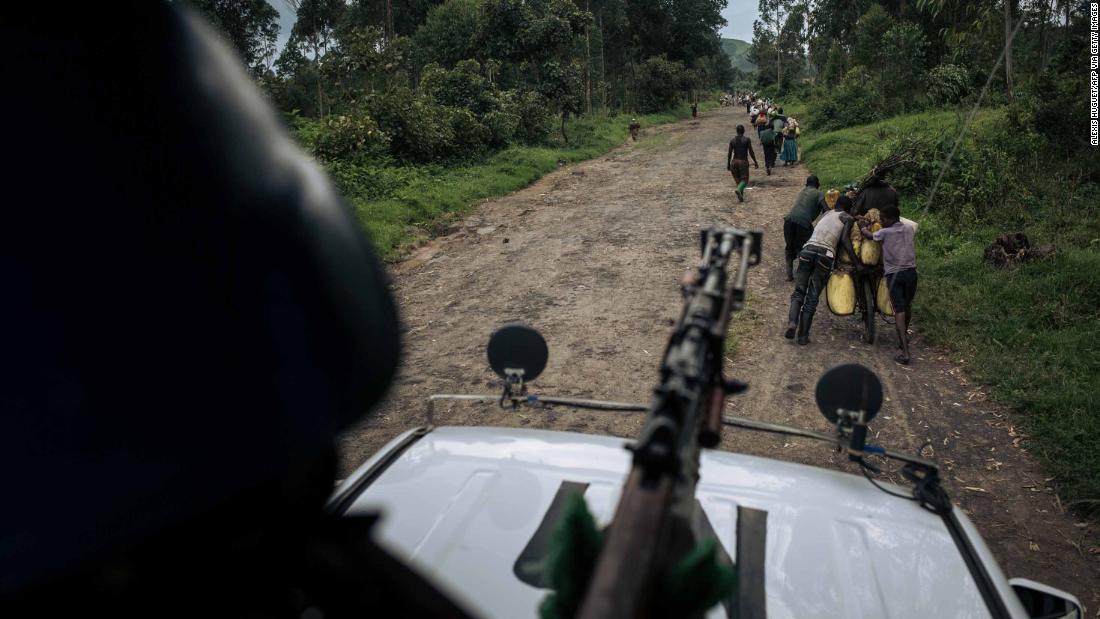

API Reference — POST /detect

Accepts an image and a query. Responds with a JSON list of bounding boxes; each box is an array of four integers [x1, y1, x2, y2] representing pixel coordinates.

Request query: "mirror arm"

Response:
[[532, 396, 648, 411], [424, 393, 648, 426], [722, 414, 938, 471], [722, 414, 839, 444]]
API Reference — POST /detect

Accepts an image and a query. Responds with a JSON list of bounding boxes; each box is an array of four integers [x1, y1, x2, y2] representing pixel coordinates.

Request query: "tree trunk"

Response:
[[1038, 0, 1052, 69], [314, 46, 323, 117], [1004, 0, 1015, 103], [561, 111, 568, 144], [385, 0, 394, 41], [585, 0, 592, 115], [599, 14, 607, 110], [775, 6, 781, 89]]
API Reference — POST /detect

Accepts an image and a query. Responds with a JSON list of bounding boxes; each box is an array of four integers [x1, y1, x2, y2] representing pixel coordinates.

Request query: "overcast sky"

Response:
[[268, 0, 759, 52], [273, 1, 295, 51], [721, 0, 759, 42]]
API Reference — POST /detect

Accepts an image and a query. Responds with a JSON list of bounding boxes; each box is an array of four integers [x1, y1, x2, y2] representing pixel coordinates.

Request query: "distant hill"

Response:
[[721, 38, 755, 72]]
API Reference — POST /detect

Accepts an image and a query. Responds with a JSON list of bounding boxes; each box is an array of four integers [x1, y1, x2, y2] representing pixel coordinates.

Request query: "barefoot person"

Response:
[[860, 204, 917, 364], [726, 124, 758, 203], [785, 195, 858, 345]]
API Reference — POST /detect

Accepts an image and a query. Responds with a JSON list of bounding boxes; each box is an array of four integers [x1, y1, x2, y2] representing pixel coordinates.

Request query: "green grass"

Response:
[[344, 101, 718, 260], [799, 108, 1100, 513]]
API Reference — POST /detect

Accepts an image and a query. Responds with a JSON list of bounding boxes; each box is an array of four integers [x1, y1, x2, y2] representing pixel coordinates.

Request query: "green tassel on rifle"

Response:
[[539, 495, 603, 619], [659, 537, 737, 619]]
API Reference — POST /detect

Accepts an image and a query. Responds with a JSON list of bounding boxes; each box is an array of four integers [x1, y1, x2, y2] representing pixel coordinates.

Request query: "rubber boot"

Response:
[[785, 300, 800, 339], [796, 311, 814, 345]]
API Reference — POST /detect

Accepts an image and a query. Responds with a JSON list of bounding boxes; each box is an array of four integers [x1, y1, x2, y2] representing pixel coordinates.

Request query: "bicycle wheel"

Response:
[[862, 278, 877, 344]]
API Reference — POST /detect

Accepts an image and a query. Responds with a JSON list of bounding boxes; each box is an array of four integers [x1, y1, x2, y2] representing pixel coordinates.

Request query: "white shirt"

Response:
[[805, 210, 848, 254]]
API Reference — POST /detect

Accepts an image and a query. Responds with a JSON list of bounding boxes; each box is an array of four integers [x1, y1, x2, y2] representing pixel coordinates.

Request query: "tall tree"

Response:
[[850, 4, 894, 69], [411, 0, 483, 68], [754, 0, 798, 89], [776, 2, 807, 88], [880, 22, 928, 108], [807, 0, 871, 75], [1003, 0, 1015, 102], [285, 0, 347, 116], [185, 0, 280, 74]]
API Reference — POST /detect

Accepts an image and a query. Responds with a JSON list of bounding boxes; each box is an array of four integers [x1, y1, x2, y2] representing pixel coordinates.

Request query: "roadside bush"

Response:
[[636, 55, 688, 113], [483, 108, 520, 146], [881, 131, 1020, 225], [926, 64, 970, 107], [446, 106, 491, 155], [323, 160, 419, 201], [421, 60, 495, 113], [367, 88, 456, 162], [809, 66, 886, 132], [312, 113, 390, 161], [507, 89, 555, 144]]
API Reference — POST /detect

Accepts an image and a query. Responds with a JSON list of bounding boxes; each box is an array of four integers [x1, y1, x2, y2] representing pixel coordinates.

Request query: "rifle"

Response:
[[576, 227, 761, 619]]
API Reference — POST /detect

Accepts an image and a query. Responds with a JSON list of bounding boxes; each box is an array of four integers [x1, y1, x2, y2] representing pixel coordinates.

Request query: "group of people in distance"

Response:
[[783, 175, 918, 365], [725, 96, 917, 364], [724, 97, 801, 202]]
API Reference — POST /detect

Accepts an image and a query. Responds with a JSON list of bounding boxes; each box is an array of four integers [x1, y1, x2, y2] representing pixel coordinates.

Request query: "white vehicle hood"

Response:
[[336, 426, 1022, 618]]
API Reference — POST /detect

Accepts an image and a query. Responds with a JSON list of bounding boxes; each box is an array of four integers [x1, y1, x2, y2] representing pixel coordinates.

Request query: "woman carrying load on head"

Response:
[[780, 117, 800, 166], [754, 109, 769, 141]]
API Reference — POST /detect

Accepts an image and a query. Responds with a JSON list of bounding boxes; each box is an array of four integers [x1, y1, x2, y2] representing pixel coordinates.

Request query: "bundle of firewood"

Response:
[[855, 139, 919, 191]]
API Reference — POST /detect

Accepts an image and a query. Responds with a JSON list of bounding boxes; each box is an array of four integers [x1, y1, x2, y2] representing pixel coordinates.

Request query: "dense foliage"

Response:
[[779, 1, 1100, 515], [187, 0, 734, 165], [188, 0, 280, 74], [799, 109, 1100, 515], [751, 0, 1092, 148]]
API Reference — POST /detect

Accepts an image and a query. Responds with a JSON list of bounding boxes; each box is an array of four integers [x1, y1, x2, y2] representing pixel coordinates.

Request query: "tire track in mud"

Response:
[[342, 107, 1099, 606]]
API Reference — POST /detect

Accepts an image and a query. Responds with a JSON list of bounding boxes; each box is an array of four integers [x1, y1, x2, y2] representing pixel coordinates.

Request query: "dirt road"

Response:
[[341, 106, 1098, 605]]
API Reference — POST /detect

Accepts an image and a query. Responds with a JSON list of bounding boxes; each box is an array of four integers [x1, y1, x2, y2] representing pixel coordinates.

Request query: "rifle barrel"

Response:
[[577, 228, 759, 618]]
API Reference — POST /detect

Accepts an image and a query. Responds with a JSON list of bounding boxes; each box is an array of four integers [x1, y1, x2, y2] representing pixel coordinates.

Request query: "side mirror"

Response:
[[1009, 578, 1082, 619], [814, 363, 883, 424], [815, 364, 883, 459], [487, 323, 548, 384]]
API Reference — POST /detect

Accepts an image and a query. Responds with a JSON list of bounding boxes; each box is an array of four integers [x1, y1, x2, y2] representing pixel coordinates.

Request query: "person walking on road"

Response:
[[780, 119, 800, 166], [727, 124, 758, 203], [760, 123, 778, 175], [628, 118, 641, 141], [854, 174, 898, 215], [785, 195, 858, 345], [754, 109, 768, 141], [783, 176, 827, 281], [770, 107, 788, 154], [860, 204, 918, 364]]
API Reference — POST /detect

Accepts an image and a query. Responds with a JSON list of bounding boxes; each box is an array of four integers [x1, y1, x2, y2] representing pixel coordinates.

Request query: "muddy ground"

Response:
[[341, 106, 1099, 607]]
